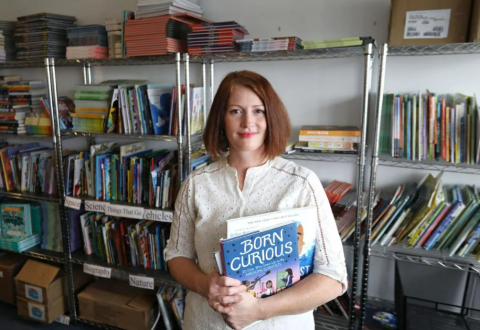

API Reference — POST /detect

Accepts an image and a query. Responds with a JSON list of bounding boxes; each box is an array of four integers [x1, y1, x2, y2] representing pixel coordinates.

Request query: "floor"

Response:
[[0, 302, 96, 330]]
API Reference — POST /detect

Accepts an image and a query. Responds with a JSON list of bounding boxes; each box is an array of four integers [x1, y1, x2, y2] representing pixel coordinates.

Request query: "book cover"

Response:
[[190, 87, 204, 135], [147, 85, 173, 135], [221, 221, 300, 298], [1, 204, 32, 238]]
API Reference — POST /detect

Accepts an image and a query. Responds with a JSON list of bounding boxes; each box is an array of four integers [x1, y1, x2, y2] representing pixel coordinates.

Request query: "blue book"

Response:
[[425, 186, 465, 250], [146, 85, 173, 135], [221, 221, 300, 298], [95, 153, 112, 201], [104, 157, 111, 201], [1, 203, 32, 239]]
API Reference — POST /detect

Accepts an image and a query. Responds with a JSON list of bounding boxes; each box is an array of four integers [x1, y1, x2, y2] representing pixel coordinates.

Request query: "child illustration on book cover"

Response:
[[297, 220, 317, 280]]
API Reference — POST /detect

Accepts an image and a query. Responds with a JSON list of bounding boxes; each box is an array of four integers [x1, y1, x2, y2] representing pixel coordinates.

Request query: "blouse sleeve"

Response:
[[164, 173, 197, 261], [302, 171, 348, 294]]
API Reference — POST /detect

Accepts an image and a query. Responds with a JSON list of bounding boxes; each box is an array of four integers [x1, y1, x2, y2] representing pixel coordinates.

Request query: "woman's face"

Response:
[[224, 85, 267, 157]]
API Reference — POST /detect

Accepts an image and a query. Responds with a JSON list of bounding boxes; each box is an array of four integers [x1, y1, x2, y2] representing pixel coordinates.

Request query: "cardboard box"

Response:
[[389, 0, 472, 46], [15, 260, 64, 304], [470, 0, 480, 42], [17, 295, 66, 323], [0, 253, 27, 304], [78, 279, 156, 330]]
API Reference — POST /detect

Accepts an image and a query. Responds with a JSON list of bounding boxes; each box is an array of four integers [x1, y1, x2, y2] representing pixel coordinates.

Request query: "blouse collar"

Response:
[[222, 156, 277, 173]]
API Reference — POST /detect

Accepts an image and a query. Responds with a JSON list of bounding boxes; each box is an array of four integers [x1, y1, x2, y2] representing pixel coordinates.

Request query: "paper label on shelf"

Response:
[[83, 263, 112, 278], [84, 200, 109, 212], [106, 204, 144, 219], [55, 315, 71, 325], [163, 211, 173, 223], [404, 9, 450, 39], [144, 209, 164, 221], [25, 284, 44, 303], [28, 302, 46, 321], [65, 196, 82, 210], [129, 275, 154, 290]]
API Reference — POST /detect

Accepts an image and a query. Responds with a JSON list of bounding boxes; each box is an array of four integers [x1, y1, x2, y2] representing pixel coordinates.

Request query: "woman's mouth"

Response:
[[239, 133, 256, 138]]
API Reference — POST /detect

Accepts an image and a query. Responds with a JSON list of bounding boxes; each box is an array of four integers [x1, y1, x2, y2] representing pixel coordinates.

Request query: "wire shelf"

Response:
[[72, 130, 203, 143], [314, 312, 349, 330], [378, 156, 480, 175], [370, 243, 480, 274], [0, 246, 65, 263], [0, 131, 76, 141], [71, 251, 180, 287], [283, 151, 359, 163], [0, 189, 59, 203], [388, 43, 480, 56]]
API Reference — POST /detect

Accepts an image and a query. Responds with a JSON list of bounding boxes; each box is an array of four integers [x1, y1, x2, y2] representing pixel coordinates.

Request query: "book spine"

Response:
[[298, 129, 361, 136]]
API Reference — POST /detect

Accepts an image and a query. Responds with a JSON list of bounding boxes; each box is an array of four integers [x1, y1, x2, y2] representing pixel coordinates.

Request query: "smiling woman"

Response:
[[164, 70, 347, 330]]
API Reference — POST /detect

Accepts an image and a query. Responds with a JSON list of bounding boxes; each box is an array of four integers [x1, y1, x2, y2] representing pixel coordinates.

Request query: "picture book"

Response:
[[190, 87, 204, 135], [220, 221, 300, 298], [146, 84, 173, 135], [226, 206, 318, 279], [1, 204, 32, 239]]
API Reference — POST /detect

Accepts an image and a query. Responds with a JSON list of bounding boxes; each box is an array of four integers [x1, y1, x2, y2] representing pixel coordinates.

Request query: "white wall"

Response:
[[1, 0, 479, 305]]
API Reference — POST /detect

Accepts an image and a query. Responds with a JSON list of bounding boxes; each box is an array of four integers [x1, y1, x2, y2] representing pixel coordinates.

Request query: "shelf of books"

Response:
[[0, 246, 65, 263], [283, 151, 359, 163], [378, 156, 480, 175], [388, 42, 480, 56], [189, 45, 370, 62], [370, 243, 480, 274], [71, 251, 179, 287]]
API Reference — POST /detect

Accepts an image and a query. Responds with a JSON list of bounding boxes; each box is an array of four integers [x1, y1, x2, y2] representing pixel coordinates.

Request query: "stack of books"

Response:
[[7, 80, 47, 118], [295, 125, 361, 154], [301, 37, 373, 50], [371, 172, 480, 261], [135, 0, 203, 19], [237, 36, 303, 53], [66, 25, 108, 59], [317, 292, 350, 320], [380, 92, 480, 164], [0, 143, 58, 195], [14, 12, 76, 60], [38, 96, 74, 133], [79, 213, 172, 270], [0, 203, 42, 252], [72, 84, 112, 133], [187, 21, 248, 55], [124, 13, 209, 57], [0, 21, 16, 61], [105, 18, 122, 58]]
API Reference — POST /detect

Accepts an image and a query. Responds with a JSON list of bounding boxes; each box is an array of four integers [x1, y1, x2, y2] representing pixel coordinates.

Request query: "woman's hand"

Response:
[[222, 292, 265, 330], [200, 271, 246, 313]]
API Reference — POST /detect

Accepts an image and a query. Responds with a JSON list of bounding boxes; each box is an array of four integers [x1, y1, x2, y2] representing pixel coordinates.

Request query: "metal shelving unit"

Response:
[[360, 42, 480, 329], [0, 246, 65, 263], [388, 42, 480, 56], [378, 156, 480, 175], [282, 151, 359, 163], [188, 42, 375, 330], [314, 312, 349, 330]]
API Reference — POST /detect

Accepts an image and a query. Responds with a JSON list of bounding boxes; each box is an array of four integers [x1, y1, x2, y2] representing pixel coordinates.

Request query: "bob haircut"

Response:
[[203, 70, 291, 160]]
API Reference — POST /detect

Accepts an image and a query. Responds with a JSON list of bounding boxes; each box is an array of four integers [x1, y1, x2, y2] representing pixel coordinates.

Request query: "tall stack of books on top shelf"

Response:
[[237, 36, 302, 53], [66, 25, 108, 59], [380, 92, 480, 165], [371, 172, 480, 261], [188, 21, 248, 55], [105, 18, 122, 58], [0, 21, 16, 61], [301, 37, 373, 50], [0, 203, 42, 252], [14, 13, 76, 60], [124, 0, 208, 57], [294, 126, 361, 154]]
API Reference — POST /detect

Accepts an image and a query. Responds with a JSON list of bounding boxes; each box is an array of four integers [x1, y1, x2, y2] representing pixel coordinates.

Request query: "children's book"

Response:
[[225, 206, 318, 280], [190, 87, 204, 135], [220, 221, 300, 298], [1, 204, 32, 238], [146, 84, 173, 135]]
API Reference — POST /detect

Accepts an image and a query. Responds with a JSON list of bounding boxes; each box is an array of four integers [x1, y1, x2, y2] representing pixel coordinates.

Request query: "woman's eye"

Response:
[[255, 109, 266, 114], [230, 109, 241, 114]]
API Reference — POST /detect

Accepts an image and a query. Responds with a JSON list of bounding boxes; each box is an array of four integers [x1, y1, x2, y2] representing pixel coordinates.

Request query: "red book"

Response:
[[441, 98, 446, 160]]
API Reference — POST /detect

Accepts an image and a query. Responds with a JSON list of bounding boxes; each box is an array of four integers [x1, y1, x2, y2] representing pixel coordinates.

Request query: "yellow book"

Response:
[[299, 125, 361, 136]]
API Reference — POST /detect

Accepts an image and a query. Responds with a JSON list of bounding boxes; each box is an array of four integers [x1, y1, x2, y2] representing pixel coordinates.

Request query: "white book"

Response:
[[73, 158, 84, 197], [80, 212, 93, 255]]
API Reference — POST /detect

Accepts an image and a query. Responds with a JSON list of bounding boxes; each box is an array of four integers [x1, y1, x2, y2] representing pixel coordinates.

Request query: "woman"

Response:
[[165, 70, 347, 330]]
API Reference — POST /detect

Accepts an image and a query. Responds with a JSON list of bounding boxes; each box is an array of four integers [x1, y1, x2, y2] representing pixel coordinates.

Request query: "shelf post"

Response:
[[359, 43, 388, 329], [209, 59, 214, 110], [86, 62, 92, 84], [175, 53, 183, 187], [45, 58, 78, 323], [82, 62, 88, 84], [184, 53, 192, 176], [202, 60, 207, 126], [348, 42, 374, 330]]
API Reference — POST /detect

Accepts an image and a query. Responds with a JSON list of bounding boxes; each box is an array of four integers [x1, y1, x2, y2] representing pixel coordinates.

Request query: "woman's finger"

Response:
[[218, 285, 246, 296], [218, 294, 243, 305], [218, 276, 243, 287], [215, 303, 234, 314]]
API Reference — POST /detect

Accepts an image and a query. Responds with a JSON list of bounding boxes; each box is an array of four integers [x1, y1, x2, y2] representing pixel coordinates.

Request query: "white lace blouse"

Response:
[[165, 157, 348, 330]]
